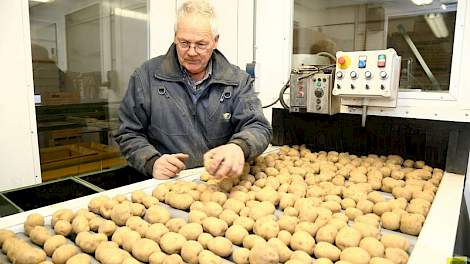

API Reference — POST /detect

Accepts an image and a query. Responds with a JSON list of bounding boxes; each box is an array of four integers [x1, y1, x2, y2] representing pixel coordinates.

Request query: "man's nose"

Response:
[[187, 46, 198, 56]]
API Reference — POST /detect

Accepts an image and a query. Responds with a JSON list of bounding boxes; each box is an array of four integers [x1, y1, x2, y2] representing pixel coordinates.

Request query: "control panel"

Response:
[[290, 70, 339, 115], [333, 49, 401, 107], [306, 73, 339, 114]]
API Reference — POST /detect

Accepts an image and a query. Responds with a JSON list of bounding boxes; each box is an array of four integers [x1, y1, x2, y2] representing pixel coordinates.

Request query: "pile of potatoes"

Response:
[[0, 145, 443, 264]]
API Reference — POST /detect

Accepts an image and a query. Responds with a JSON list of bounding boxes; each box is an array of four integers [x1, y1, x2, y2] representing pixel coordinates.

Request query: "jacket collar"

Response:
[[154, 44, 239, 86]]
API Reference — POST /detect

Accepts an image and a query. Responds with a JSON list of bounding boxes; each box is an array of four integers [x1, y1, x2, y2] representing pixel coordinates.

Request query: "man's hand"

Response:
[[204, 143, 245, 178], [152, 153, 189, 180]]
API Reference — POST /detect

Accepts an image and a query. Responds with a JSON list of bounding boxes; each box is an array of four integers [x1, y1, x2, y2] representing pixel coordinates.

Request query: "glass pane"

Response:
[[29, 0, 148, 182], [293, 0, 457, 92]]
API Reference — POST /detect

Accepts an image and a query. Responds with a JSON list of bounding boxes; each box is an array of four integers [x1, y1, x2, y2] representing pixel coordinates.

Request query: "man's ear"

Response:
[[213, 35, 219, 48]]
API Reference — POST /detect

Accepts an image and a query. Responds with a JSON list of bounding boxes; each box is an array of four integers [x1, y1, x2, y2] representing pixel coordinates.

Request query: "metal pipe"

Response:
[[397, 24, 440, 90]]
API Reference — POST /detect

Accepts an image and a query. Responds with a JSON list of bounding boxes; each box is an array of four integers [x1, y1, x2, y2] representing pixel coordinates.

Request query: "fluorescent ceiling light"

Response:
[[114, 8, 147, 21], [30, 0, 54, 3], [411, 0, 433, 5], [425, 13, 449, 38]]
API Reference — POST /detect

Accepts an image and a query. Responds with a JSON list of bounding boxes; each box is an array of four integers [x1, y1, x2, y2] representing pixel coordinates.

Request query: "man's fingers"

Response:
[[214, 160, 233, 178], [167, 155, 186, 171], [174, 153, 189, 161]]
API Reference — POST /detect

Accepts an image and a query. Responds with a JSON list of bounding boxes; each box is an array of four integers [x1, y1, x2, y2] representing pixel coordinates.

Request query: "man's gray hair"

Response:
[[175, 0, 219, 38]]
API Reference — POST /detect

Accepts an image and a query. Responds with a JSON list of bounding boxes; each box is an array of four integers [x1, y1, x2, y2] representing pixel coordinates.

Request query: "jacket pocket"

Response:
[[205, 86, 234, 140], [150, 84, 189, 136]]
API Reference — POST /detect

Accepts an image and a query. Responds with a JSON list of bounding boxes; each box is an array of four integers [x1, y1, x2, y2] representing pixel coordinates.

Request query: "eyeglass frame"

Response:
[[175, 40, 212, 53]]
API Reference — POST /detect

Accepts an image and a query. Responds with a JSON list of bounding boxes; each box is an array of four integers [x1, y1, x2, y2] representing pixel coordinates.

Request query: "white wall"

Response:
[[150, 0, 253, 68], [0, 0, 41, 191]]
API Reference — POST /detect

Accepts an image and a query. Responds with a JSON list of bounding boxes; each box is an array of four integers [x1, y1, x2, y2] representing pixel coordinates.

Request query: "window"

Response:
[[293, 0, 458, 92], [29, 0, 148, 181]]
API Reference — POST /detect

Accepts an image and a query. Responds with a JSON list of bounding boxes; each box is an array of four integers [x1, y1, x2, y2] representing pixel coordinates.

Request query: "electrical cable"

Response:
[[262, 80, 290, 109]]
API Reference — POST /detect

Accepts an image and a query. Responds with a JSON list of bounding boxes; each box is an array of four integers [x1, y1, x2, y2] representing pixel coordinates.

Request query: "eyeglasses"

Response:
[[176, 41, 210, 53]]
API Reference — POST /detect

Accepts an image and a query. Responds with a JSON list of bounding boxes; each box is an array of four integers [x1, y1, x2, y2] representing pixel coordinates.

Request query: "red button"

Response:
[[338, 57, 346, 65]]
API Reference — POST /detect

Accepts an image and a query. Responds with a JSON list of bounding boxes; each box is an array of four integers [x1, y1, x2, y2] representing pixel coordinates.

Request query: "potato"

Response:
[[249, 201, 276, 220], [203, 201, 223, 217], [144, 223, 168, 243], [202, 217, 228, 237], [380, 234, 410, 252], [233, 247, 250, 264], [111, 203, 132, 226], [75, 231, 107, 253], [54, 220, 72, 236], [44, 235, 67, 256], [277, 230, 292, 245], [289, 250, 312, 263], [219, 209, 239, 226], [0, 230, 15, 247], [152, 184, 172, 201], [111, 226, 132, 246], [340, 247, 371, 264], [207, 236, 232, 257], [94, 241, 119, 261], [188, 210, 207, 225], [52, 209, 74, 226], [370, 257, 395, 264], [145, 206, 171, 224], [233, 216, 255, 232], [335, 226, 362, 250], [267, 237, 293, 263], [344, 207, 363, 220], [381, 212, 401, 230], [352, 222, 379, 239], [96, 245, 128, 264], [65, 253, 91, 264], [29, 226, 52, 246], [166, 192, 194, 210], [359, 237, 384, 258], [198, 232, 214, 249], [225, 224, 248, 245], [122, 230, 142, 252], [132, 238, 160, 262], [355, 214, 380, 227], [88, 196, 109, 214], [278, 215, 298, 234], [149, 251, 167, 264], [159, 232, 186, 254], [313, 242, 340, 261], [142, 195, 160, 208], [52, 244, 80, 264], [127, 216, 150, 236], [71, 215, 89, 234], [315, 224, 337, 244], [400, 213, 425, 235], [385, 248, 409, 264], [180, 240, 203, 264], [24, 213, 44, 235], [165, 218, 186, 233], [98, 220, 117, 236], [249, 243, 279, 264], [198, 249, 223, 264], [253, 217, 279, 240], [8, 241, 47, 264], [290, 231, 315, 255], [242, 234, 266, 249], [178, 223, 203, 240]]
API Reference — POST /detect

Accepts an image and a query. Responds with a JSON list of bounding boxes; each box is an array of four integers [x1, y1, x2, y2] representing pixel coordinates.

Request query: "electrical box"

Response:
[[306, 73, 340, 114], [332, 49, 401, 107], [289, 68, 339, 115]]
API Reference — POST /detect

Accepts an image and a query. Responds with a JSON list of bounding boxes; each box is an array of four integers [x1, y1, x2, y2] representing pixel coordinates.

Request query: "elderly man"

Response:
[[115, 0, 272, 180]]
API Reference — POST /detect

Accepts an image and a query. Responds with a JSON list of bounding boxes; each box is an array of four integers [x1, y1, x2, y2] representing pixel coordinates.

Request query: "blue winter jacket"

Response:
[[115, 44, 272, 176]]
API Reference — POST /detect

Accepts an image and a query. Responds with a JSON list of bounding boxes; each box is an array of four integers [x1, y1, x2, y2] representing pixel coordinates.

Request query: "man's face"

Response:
[[174, 14, 218, 79]]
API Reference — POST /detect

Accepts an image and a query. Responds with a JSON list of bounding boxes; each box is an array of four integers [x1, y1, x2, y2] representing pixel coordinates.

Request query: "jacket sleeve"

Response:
[[114, 69, 160, 176], [229, 76, 273, 161]]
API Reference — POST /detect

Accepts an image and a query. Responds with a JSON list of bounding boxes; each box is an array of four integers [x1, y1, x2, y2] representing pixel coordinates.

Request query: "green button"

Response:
[[316, 82, 321, 87]]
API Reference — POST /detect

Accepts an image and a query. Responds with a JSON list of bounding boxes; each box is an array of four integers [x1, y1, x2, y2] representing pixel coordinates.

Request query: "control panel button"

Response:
[[350, 71, 358, 79], [380, 71, 387, 79], [316, 81, 321, 87], [316, 105, 321, 110], [358, 55, 367, 68], [365, 71, 372, 79], [378, 54, 386, 67], [336, 71, 343, 79], [337, 55, 351, 69], [316, 99, 321, 104], [314, 89, 324, 98]]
